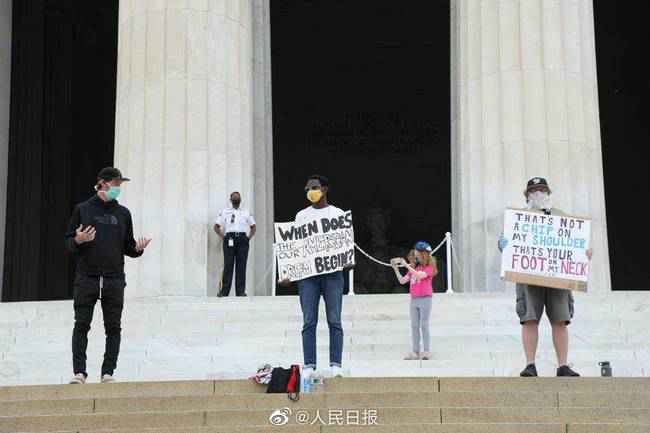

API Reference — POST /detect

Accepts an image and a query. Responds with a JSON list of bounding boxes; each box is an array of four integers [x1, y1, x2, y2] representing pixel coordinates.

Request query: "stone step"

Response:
[[1, 361, 646, 387], [53, 425, 650, 433], [3, 407, 650, 432], [3, 377, 649, 400], [0, 424, 585, 433], [0, 378, 437, 401], [0, 380, 218, 401], [5, 390, 650, 417], [437, 377, 650, 392]]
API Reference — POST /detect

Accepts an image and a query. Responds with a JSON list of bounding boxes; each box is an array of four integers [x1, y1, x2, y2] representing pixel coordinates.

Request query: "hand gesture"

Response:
[[135, 237, 152, 252], [74, 225, 96, 244], [586, 248, 593, 261], [278, 278, 292, 287]]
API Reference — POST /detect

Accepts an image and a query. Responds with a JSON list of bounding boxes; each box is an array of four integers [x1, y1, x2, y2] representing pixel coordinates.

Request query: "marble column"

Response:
[[451, 0, 611, 293], [250, 0, 275, 297], [0, 0, 11, 299], [114, 0, 273, 297]]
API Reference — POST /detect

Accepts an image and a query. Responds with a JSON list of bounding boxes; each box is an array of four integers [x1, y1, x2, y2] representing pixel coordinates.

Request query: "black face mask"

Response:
[[231, 199, 241, 207]]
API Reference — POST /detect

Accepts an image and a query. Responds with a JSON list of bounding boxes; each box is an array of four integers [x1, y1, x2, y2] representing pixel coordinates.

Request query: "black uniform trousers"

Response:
[[221, 233, 249, 296], [72, 273, 126, 377]]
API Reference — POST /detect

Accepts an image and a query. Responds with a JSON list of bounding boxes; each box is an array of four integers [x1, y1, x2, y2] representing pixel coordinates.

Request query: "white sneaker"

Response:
[[420, 351, 432, 360], [69, 373, 86, 384], [404, 352, 420, 360], [330, 366, 344, 378], [101, 374, 115, 384]]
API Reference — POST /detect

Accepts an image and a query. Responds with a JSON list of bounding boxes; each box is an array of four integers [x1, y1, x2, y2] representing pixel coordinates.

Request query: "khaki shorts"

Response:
[[516, 284, 575, 324]]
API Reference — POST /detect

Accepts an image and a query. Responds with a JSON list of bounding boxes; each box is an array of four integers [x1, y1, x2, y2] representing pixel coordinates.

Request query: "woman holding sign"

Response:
[[498, 177, 592, 377]]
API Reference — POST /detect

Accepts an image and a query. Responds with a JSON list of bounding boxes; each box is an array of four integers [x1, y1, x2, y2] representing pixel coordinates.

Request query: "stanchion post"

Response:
[[445, 232, 453, 293], [272, 243, 277, 296]]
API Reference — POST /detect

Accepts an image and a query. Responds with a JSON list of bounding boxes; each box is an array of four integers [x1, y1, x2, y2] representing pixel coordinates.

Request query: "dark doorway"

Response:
[[271, 1, 451, 294], [594, 1, 650, 290], [2, 0, 119, 301]]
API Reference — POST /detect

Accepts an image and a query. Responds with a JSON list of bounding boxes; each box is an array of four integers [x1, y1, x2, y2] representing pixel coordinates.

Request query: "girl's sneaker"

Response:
[[69, 373, 86, 384], [420, 352, 432, 360], [404, 352, 420, 360]]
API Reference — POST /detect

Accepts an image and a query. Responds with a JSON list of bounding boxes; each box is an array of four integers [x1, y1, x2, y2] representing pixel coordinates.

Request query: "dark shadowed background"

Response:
[[270, 0, 451, 294]]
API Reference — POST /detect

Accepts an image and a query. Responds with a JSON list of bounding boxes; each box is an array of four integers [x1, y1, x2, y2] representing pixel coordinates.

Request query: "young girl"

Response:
[[391, 241, 438, 360]]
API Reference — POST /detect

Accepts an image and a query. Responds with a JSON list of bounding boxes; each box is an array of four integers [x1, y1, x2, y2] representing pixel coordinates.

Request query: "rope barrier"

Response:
[[353, 235, 448, 268], [353, 243, 395, 267]]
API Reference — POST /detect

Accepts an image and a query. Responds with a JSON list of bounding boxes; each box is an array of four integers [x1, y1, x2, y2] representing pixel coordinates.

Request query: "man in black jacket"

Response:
[[65, 167, 151, 384]]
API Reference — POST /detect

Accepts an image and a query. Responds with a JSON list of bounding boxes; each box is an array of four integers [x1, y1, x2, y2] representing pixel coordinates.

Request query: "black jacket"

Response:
[[65, 195, 142, 276]]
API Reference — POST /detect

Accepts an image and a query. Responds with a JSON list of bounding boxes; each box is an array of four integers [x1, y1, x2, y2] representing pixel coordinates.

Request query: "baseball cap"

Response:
[[97, 167, 130, 182], [414, 241, 432, 252], [526, 177, 549, 191]]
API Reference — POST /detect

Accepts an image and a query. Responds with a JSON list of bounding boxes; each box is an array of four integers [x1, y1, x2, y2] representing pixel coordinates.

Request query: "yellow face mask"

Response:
[[307, 189, 323, 203]]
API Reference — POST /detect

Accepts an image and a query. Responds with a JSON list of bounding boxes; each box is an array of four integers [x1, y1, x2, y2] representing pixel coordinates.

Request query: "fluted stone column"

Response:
[[451, 0, 611, 293], [250, 0, 275, 297], [0, 0, 11, 299], [114, 0, 273, 297]]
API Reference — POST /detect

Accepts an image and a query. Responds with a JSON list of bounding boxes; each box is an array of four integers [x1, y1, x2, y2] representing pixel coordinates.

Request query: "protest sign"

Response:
[[500, 208, 591, 291], [274, 211, 355, 282]]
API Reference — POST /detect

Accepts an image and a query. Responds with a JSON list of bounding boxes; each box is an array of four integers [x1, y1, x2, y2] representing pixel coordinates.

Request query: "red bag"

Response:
[[286, 364, 300, 395], [266, 364, 301, 401]]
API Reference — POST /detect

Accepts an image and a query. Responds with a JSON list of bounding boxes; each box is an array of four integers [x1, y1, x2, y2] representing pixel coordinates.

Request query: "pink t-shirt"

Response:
[[408, 264, 434, 298]]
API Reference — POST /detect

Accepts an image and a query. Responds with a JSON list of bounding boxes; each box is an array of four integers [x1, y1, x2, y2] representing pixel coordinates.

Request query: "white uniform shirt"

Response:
[[216, 207, 256, 234], [295, 204, 345, 225]]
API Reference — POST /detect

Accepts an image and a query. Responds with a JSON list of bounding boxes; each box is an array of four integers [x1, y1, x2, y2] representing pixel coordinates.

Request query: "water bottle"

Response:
[[599, 361, 612, 377], [302, 372, 311, 393]]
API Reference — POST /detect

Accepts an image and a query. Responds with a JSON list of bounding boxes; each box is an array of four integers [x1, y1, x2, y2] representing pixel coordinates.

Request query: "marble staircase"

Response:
[[0, 292, 648, 386], [1, 377, 650, 432]]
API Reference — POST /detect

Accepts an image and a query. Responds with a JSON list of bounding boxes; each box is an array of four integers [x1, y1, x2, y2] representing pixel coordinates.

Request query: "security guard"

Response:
[[214, 192, 256, 296]]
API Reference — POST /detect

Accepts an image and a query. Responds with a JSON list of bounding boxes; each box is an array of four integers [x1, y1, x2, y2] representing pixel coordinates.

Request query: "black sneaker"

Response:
[[557, 365, 580, 377], [520, 363, 538, 377]]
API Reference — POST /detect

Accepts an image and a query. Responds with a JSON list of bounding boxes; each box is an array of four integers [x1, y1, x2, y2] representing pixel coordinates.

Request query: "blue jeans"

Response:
[[297, 271, 344, 369]]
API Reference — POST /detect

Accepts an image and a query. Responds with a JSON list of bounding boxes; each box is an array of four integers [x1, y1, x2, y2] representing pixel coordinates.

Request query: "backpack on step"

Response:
[[266, 364, 301, 401]]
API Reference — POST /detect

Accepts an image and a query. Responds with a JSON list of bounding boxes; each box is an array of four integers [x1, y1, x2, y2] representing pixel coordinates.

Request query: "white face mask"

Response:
[[528, 191, 551, 209]]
